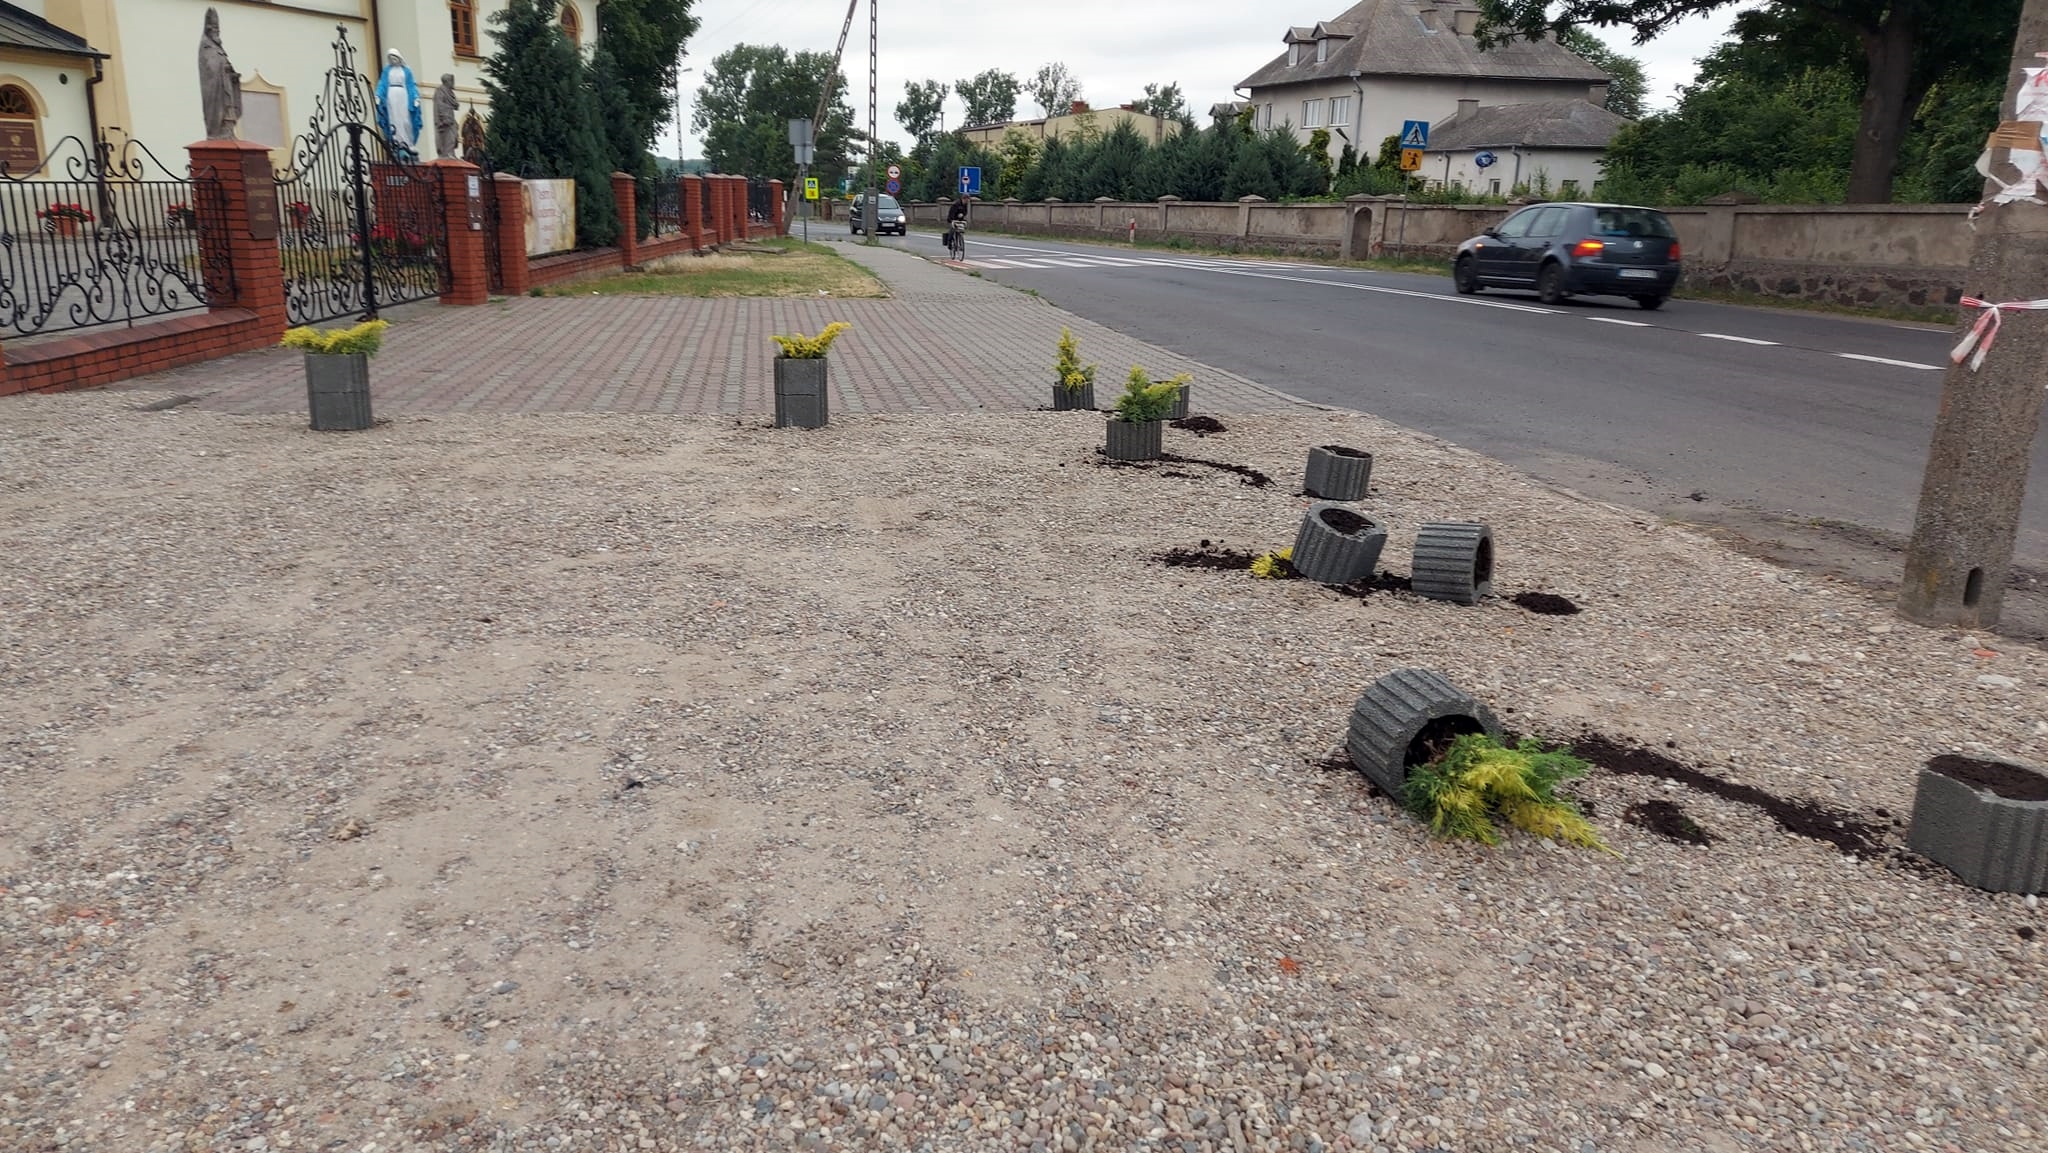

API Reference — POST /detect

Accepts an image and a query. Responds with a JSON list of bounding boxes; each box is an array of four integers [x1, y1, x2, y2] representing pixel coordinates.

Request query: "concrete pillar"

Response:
[[429, 160, 488, 305], [1237, 195, 1264, 247], [611, 171, 638, 267], [186, 138, 288, 337], [491, 174, 530, 296]]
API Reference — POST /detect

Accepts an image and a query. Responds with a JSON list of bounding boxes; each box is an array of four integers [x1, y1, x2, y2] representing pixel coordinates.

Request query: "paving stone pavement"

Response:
[[117, 240, 1314, 416]]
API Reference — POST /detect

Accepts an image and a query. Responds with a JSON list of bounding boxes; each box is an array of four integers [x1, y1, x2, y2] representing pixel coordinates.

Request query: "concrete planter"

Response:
[[1908, 754, 2048, 894], [774, 356, 830, 429], [1346, 668, 1502, 798], [1291, 502, 1388, 585], [1104, 418, 1163, 461], [1304, 445, 1372, 501], [1052, 383, 1096, 411], [1411, 521, 1494, 605], [1165, 383, 1191, 421], [304, 352, 373, 432]]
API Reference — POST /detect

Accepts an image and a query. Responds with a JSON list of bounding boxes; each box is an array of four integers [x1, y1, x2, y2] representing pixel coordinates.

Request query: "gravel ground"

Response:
[[2, 394, 2044, 1153]]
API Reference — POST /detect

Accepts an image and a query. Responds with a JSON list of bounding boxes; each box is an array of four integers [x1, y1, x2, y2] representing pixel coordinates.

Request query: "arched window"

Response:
[[449, 0, 478, 57], [0, 84, 42, 175], [559, 3, 581, 46]]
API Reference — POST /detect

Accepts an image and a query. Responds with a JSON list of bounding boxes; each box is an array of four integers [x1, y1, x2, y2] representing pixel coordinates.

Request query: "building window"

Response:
[[1561, 179, 1581, 196], [450, 0, 478, 57], [1329, 95, 1351, 127], [1288, 43, 1301, 66], [1260, 103, 1272, 130], [1489, 178, 1501, 195], [1316, 38, 1328, 63], [0, 84, 41, 174], [560, 3, 581, 46], [1301, 99, 1324, 128]]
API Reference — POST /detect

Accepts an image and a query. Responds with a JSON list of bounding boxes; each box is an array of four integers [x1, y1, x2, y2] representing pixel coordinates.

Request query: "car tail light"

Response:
[[1571, 238, 1604, 258], [1669, 240, 1682, 261]]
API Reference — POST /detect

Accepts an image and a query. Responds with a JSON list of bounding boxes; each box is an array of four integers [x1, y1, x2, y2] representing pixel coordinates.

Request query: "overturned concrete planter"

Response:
[[1909, 754, 2048, 894], [305, 353, 373, 432], [1304, 445, 1372, 501], [1346, 668, 1502, 798], [773, 357, 830, 429], [1052, 383, 1096, 411], [1412, 521, 1494, 605], [1104, 418, 1163, 461], [1165, 383, 1191, 421], [1291, 502, 1388, 584]]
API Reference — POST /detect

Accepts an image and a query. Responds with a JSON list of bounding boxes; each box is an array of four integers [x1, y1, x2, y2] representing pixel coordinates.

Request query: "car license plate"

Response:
[[1620, 269, 1658, 280]]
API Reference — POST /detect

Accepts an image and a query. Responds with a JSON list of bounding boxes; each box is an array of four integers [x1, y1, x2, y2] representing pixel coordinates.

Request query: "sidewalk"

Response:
[[117, 241, 1312, 415]]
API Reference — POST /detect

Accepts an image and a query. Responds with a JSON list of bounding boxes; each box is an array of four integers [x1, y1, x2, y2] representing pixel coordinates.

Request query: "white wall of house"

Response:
[[1250, 75, 1604, 157], [1428, 147, 1605, 196], [0, 55, 95, 170]]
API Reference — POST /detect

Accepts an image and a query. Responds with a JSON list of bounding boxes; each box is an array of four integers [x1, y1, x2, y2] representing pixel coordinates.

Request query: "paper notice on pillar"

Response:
[[523, 180, 578, 256], [2015, 65, 2048, 121]]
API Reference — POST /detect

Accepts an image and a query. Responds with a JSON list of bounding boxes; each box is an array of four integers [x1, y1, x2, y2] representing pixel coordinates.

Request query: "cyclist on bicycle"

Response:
[[946, 195, 970, 257]]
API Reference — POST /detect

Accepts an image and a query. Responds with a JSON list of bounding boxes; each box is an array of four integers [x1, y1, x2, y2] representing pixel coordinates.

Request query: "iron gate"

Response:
[[274, 26, 446, 326]]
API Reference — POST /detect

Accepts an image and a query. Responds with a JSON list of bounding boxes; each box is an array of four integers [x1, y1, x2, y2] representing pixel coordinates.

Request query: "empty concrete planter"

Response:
[[1346, 668, 1503, 798], [1412, 521, 1494, 604], [773, 357, 830, 429], [1908, 754, 2048, 894], [1304, 445, 1372, 501], [1292, 503, 1388, 584]]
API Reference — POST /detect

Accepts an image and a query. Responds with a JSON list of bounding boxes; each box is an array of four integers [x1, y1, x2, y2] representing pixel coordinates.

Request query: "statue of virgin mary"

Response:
[[374, 49, 422, 161]]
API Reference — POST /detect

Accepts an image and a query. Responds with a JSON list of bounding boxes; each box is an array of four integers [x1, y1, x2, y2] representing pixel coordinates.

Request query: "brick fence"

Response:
[[1, 158, 786, 398]]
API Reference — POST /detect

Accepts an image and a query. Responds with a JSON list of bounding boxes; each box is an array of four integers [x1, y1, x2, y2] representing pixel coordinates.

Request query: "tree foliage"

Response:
[[956, 69, 1021, 126], [482, 0, 618, 246], [1029, 62, 1082, 117], [593, 0, 699, 149], [1555, 27, 1648, 119], [896, 79, 949, 143], [1134, 82, 1190, 124], [1477, 0, 2022, 201], [693, 43, 860, 185]]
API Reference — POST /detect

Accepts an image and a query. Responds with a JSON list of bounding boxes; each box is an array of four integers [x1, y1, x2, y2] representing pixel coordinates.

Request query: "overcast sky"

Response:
[[655, 1, 1757, 160]]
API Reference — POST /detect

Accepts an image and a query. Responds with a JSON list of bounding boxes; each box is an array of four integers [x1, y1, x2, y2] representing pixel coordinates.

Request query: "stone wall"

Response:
[[910, 196, 1974, 311]]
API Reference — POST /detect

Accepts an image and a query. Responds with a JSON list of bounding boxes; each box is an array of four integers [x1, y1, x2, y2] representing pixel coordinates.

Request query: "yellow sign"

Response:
[[1399, 148, 1424, 172], [804, 177, 820, 200]]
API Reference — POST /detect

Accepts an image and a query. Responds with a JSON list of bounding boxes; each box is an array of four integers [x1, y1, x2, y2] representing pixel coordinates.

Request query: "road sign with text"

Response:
[[1400, 119, 1429, 149]]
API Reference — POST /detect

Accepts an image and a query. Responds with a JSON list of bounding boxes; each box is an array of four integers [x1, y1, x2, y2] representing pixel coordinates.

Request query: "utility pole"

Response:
[[1899, 0, 2048, 629], [864, 0, 878, 245]]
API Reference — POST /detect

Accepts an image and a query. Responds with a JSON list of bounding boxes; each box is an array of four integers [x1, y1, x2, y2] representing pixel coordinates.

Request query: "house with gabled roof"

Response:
[[1235, 0, 1613, 162]]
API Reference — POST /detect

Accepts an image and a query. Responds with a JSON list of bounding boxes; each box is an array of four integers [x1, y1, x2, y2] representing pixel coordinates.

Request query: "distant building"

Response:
[[1423, 98, 1628, 195], [958, 101, 1185, 149], [1234, 0, 1610, 159]]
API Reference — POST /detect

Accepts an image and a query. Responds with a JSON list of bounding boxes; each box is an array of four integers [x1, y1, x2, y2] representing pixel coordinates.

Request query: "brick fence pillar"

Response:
[[429, 160, 488, 305], [769, 180, 786, 236], [186, 138, 287, 337], [714, 177, 733, 245], [611, 171, 637, 268], [729, 176, 748, 240], [681, 174, 705, 251], [492, 174, 530, 296]]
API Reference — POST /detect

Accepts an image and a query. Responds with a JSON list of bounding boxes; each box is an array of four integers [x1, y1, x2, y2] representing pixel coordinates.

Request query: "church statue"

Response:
[[374, 49, 422, 161], [434, 74, 460, 160], [197, 8, 242, 141]]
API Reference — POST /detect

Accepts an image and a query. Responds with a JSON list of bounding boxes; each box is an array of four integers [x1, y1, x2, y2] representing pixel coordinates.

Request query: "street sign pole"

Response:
[[789, 119, 815, 243]]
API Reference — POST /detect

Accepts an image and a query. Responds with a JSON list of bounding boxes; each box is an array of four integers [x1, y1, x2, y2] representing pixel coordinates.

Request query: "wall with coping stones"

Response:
[[912, 197, 1973, 310]]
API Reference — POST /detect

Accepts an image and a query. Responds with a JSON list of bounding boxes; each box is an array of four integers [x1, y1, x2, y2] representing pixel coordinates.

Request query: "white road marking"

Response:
[[971, 259, 1029, 268], [1587, 317, 1653, 327], [1698, 333, 1779, 346], [1032, 258, 1106, 268], [1837, 352, 1944, 371]]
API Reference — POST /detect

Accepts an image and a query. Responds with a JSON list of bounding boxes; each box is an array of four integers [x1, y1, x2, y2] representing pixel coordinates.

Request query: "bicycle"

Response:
[[946, 218, 966, 261]]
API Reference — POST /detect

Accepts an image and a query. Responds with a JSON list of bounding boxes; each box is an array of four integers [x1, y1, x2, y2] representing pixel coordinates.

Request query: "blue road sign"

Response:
[[1400, 119, 1430, 149], [959, 166, 982, 195], [885, 178, 901, 194], [1474, 151, 1497, 169]]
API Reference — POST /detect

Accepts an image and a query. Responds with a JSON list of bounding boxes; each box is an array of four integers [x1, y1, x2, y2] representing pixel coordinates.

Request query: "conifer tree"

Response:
[[482, 0, 618, 247]]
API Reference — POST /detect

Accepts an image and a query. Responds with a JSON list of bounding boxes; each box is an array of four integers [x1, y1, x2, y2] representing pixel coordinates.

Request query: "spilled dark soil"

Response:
[[1318, 444, 1371, 459], [1925, 753, 2048, 801], [1155, 542, 1260, 570], [1625, 799, 1714, 846], [1511, 592, 1580, 615], [1095, 452, 1272, 487], [1171, 415, 1228, 435], [1574, 733, 1886, 858]]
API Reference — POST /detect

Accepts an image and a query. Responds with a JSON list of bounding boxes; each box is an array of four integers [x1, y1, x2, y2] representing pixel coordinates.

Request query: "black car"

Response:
[[849, 192, 906, 236], [1452, 202, 1682, 310]]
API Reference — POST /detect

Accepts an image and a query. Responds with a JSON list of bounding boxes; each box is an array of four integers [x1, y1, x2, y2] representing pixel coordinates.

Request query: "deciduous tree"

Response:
[[896, 79, 949, 143], [956, 69, 1021, 126], [693, 43, 860, 184], [1029, 62, 1082, 117]]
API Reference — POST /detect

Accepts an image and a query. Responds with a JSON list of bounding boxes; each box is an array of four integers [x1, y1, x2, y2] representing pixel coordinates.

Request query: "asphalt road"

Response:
[[850, 229, 2048, 577]]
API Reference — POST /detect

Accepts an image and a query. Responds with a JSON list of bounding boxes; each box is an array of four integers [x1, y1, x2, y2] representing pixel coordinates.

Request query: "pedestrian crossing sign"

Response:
[[1399, 148, 1424, 172], [1400, 119, 1429, 149], [803, 177, 819, 200]]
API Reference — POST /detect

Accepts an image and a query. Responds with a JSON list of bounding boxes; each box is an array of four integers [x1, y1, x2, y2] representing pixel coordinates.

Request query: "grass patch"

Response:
[[1671, 283, 1953, 326], [543, 237, 886, 299]]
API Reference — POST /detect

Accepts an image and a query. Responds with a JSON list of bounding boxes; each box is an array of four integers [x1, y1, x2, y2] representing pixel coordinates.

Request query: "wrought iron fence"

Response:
[[648, 177, 682, 237], [747, 178, 773, 223], [0, 136, 225, 338]]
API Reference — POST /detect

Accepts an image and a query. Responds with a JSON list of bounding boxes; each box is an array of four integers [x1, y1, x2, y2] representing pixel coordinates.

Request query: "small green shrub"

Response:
[[1054, 327, 1096, 392], [1403, 733, 1612, 853], [280, 319, 389, 356], [1112, 366, 1189, 423], [772, 321, 851, 359], [1250, 547, 1293, 579]]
